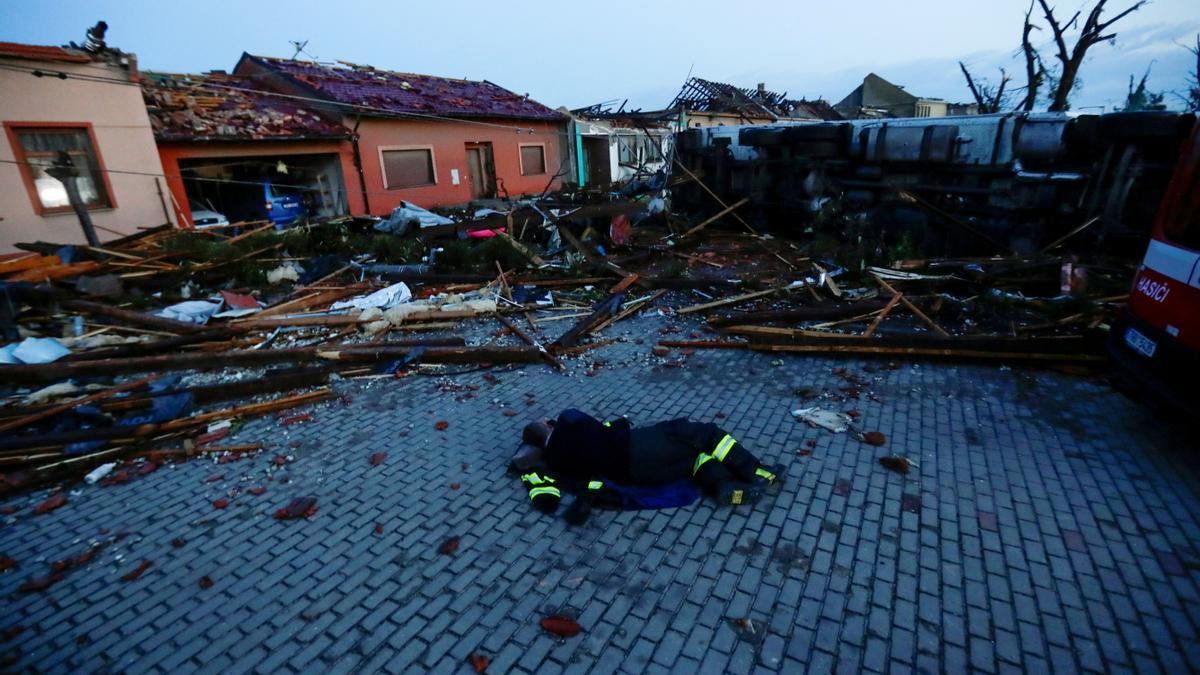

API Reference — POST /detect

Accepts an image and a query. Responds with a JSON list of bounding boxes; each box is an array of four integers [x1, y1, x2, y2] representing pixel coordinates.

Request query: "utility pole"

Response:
[[45, 151, 100, 247]]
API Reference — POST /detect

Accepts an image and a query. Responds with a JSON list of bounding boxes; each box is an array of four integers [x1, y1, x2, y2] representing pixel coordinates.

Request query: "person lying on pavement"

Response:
[[509, 408, 784, 525]]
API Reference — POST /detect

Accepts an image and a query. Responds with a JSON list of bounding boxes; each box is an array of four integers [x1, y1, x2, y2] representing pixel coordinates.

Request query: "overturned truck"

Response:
[[673, 111, 1196, 254]]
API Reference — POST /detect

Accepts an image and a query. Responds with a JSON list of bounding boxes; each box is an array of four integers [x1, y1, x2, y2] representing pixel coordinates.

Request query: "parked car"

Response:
[[219, 180, 309, 228], [189, 204, 230, 228], [261, 182, 307, 228]]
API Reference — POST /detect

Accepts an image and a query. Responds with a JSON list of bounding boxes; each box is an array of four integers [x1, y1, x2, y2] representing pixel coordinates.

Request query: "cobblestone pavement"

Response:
[[2, 312, 1199, 674]]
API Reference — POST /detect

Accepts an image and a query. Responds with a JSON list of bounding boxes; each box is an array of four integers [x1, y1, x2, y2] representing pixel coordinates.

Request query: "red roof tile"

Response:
[[243, 55, 563, 122], [0, 41, 91, 64], [142, 72, 349, 142]]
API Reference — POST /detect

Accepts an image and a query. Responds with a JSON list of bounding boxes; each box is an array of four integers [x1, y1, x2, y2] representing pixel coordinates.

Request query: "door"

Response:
[[582, 137, 611, 186], [464, 142, 496, 199]]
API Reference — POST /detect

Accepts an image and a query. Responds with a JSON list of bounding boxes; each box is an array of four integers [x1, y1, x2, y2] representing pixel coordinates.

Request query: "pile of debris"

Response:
[[0, 169, 1129, 495]]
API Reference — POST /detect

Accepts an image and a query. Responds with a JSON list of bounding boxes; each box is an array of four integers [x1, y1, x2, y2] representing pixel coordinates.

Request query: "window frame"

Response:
[[518, 142, 547, 176], [377, 145, 438, 189], [3, 121, 117, 215]]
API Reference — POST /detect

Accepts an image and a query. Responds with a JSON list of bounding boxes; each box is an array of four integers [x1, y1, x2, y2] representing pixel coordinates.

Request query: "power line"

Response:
[[0, 156, 562, 202]]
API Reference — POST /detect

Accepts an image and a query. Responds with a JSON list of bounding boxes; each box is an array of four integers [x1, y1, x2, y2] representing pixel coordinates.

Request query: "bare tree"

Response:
[[1017, 1, 1046, 111], [959, 62, 1012, 113], [1121, 67, 1166, 111], [1036, 0, 1147, 111], [1184, 34, 1200, 112]]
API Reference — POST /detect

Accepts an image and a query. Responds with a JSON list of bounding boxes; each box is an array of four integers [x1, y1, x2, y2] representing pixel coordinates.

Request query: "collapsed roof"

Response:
[[140, 71, 350, 142], [668, 77, 842, 121], [236, 54, 565, 122]]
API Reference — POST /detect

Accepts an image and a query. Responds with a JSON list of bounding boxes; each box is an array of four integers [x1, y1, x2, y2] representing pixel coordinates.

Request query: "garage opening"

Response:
[[178, 152, 348, 228]]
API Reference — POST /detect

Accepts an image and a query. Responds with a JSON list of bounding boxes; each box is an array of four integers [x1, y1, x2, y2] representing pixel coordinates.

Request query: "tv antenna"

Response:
[[289, 40, 317, 61]]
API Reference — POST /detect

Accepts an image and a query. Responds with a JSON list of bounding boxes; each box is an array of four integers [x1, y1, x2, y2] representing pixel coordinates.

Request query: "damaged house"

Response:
[[231, 55, 569, 214], [0, 36, 174, 252], [834, 72, 978, 119], [669, 77, 842, 128], [565, 103, 672, 187], [142, 71, 362, 228]]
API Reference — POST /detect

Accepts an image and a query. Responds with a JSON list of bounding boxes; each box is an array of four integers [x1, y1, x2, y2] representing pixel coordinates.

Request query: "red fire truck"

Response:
[[1109, 117, 1200, 415]]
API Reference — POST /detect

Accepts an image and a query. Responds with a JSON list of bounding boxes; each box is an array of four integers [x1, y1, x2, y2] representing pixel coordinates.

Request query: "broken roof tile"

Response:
[[140, 71, 350, 142], [241, 54, 563, 122]]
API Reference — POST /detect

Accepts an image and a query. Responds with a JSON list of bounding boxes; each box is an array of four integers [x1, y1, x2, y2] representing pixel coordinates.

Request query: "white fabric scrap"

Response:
[[869, 267, 959, 281], [266, 264, 302, 284], [25, 381, 81, 404], [157, 301, 222, 325], [331, 282, 412, 312], [791, 407, 852, 433]]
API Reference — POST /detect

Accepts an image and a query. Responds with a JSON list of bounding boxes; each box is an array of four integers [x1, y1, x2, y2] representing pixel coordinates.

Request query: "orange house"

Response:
[[232, 54, 568, 216], [142, 71, 363, 227]]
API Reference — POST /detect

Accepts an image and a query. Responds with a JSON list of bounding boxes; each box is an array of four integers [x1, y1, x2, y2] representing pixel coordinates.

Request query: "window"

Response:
[[519, 144, 546, 176], [617, 136, 638, 166], [6, 124, 111, 213], [381, 148, 435, 188]]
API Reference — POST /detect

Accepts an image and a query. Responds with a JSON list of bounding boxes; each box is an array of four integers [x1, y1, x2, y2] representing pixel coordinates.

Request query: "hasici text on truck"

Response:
[[1109, 117, 1200, 415]]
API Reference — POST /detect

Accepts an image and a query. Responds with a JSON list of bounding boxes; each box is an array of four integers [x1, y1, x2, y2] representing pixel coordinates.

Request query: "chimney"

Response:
[[757, 82, 766, 97]]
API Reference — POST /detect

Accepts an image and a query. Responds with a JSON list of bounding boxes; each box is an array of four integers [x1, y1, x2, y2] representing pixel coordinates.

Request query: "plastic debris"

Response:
[[2, 337, 71, 365], [84, 463, 117, 485], [791, 407, 852, 433], [331, 282, 413, 312]]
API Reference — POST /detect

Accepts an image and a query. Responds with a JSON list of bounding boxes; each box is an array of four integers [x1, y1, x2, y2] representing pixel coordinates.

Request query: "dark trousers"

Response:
[[627, 419, 762, 494]]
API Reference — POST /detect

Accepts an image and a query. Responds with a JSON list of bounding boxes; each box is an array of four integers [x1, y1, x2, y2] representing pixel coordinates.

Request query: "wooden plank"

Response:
[[720, 325, 870, 340], [550, 338, 620, 357], [0, 254, 59, 276], [243, 286, 367, 321], [679, 197, 750, 238], [873, 275, 949, 337], [749, 344, 1104, 362], [676, 286, 786, 315], [61, 297, 205, 334], [237, 315, 366, 329], [863, 292, 903, 337], [496, 314, 565, 372], [225, 222, 276, 244], [0, 374, 159, 434], [609, 274, 641, 294], [0, 340, 479, 383], [673, 160, 758, 235], [593, 290, 666, 333], [7, 261, 103, 282], [656, 340, 1105, 362]]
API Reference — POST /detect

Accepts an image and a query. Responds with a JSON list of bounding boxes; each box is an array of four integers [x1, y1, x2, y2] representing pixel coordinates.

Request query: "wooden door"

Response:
[[465, 143, 496, 199]]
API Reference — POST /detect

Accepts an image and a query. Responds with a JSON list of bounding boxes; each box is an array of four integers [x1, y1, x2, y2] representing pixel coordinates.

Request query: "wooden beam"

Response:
[[863, 292, 903, 337], [873, 275, 949, 337], [496, 314, 565, 372], [676, 286, 787, 315], [0, 374, 159, 434], [0, 339, 501, 383], [679, 197, 751, 238], [673, 159, 758, 235]]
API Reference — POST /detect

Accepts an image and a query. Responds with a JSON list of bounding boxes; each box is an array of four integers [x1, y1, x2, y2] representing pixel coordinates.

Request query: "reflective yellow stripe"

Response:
[[693, 452, 715, 475], [603, 421, 612, 427], [528, 486, 561, 500], [713, 435, 737, 461], [588, 481, 604, 490], [755, 467, 776, 481], [522, 473, 555, 486]]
